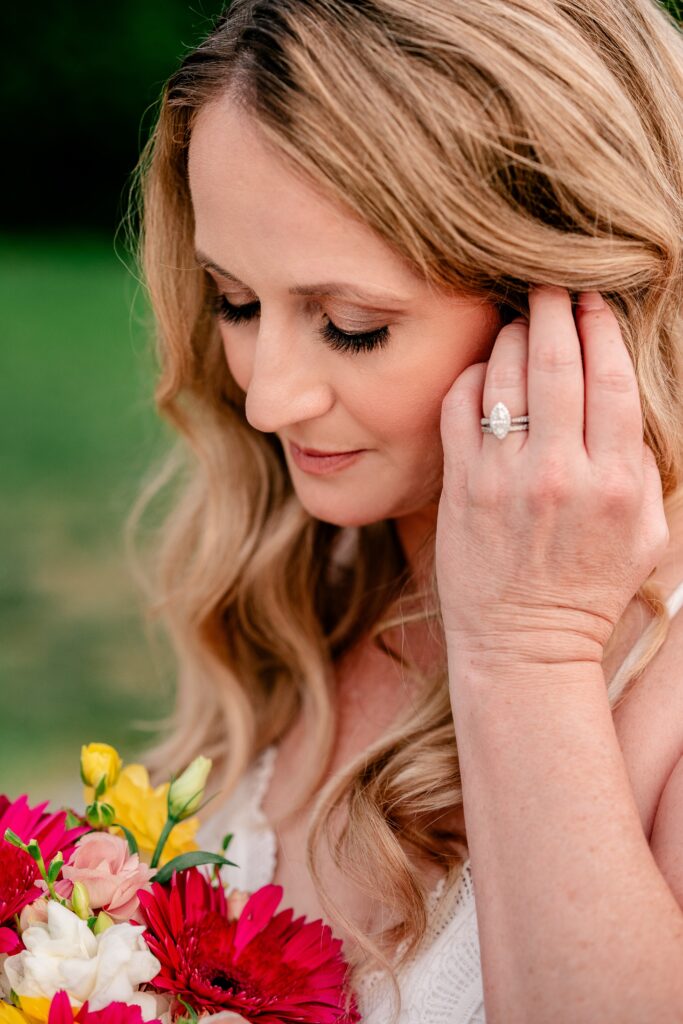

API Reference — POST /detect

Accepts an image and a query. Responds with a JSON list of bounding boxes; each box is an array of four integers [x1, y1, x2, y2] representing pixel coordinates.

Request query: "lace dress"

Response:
[[199, 577, 683, 1024]]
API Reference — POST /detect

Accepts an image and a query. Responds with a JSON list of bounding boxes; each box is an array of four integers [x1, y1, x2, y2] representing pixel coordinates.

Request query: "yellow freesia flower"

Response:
[[0, 1004, 31, 1024], [17, 999, 53, 1024], [80, 743, 122, 790], [0, 997, 73, 1024], [84, 764, 199, 866]]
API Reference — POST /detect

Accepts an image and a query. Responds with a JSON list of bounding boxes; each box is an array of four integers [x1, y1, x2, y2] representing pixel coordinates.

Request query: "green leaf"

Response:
[[111, 823, 139, 856], [64, 810, 82, 829], [152, 850, 238, 885], [26, 840, 43, 864], [47, 853, 64, 884], [86, 915, 98, 931], [3, 828, 26, 850], [220, 832, 234, 854]]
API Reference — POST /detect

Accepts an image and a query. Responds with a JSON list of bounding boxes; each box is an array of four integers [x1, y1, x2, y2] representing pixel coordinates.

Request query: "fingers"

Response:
[[481, 317, 529, 455], [442, 286, 644, 472], [575, 291, 643, 464], [526, 286, 584, 451]]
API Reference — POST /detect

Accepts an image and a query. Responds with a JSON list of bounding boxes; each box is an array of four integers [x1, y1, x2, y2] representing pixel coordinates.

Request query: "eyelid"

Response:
[[214, 286, 388, 332], [211, 292, 391, 354]]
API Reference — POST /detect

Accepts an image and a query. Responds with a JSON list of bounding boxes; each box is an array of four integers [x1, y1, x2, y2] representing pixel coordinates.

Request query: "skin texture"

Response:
[[187, 92, 503, 573], [435, 287, 670, 664]]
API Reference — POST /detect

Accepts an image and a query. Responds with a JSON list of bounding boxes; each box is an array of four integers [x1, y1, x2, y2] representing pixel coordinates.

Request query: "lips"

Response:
[[291, 443, 364, 457], [288, 441, 366, 475]]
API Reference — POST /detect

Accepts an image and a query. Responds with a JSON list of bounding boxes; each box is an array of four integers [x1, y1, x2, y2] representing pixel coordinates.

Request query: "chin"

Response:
[[294, 489, 411, 529]]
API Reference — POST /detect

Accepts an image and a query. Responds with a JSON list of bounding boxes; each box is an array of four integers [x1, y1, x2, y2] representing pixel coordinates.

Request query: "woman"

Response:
[[126, 0, 683, 1020]]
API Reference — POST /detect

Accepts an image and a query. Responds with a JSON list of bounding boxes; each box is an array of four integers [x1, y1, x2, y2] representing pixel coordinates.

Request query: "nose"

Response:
[[243, 315, 335, 434]]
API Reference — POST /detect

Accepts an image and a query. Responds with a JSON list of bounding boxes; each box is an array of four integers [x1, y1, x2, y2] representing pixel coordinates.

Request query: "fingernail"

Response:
[[579, 291, 604, 310]]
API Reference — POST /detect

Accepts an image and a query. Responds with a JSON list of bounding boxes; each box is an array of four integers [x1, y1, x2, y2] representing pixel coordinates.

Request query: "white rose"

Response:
[[0, 953, 11, 999], [4, 901, 160, 1018]]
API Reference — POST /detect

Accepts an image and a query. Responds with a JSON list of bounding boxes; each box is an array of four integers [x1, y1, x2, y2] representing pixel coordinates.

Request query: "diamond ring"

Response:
[[481, 401, 530, 440]]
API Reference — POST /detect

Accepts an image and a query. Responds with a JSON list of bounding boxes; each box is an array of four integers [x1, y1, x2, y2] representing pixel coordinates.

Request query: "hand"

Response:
[[435, 286, 669, 668]]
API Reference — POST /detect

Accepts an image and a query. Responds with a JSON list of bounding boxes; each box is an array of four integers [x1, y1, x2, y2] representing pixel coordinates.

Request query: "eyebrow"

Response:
[[194, 249, 408, 308]]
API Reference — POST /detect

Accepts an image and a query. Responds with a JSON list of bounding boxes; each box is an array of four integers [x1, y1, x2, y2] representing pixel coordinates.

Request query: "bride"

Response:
[[126, 1, 683, 1020]]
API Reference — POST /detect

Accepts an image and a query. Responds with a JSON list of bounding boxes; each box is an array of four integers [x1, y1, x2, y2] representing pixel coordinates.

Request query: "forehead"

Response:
[[187, 92, 424, 294]]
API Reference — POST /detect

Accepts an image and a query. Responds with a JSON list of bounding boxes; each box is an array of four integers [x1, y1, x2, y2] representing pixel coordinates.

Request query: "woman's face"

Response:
[[188, 93, 503, 530]]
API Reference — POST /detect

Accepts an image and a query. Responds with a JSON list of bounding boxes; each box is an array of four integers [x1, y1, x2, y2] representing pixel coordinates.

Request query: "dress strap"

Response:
[[252, 744, 278, 810], [612, 576, 683, 684], [667, 577, 683, 618]]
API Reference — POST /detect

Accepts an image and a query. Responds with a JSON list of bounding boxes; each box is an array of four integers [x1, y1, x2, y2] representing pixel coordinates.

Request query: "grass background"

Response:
[[0, 233, 174, 806]]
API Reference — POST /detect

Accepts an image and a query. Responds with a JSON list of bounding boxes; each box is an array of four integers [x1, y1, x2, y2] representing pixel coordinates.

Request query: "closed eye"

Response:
[[211, 294, 391, 355]]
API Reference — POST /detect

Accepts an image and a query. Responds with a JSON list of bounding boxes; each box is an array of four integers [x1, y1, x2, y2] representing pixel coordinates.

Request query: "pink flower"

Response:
[[0, 794, 87, 931], [61, 833, 154, 922]]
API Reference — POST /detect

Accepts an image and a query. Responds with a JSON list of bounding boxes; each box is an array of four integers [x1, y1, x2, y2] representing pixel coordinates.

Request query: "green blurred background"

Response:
[[1, 0, 682, 806], [1, 1, 225, 804]]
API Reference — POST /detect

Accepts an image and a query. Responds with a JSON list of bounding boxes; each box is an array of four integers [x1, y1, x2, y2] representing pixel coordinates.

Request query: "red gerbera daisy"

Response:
[[137, 868, 360, 1024], [0, 795, 88, 936]]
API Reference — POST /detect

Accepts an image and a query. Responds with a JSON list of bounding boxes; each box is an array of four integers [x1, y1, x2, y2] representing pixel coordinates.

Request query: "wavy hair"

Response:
[[124, 0, 683, 1016]]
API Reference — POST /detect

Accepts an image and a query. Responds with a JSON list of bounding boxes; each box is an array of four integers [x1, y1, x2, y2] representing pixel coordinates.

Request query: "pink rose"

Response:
[[62, 832, 154, 922]]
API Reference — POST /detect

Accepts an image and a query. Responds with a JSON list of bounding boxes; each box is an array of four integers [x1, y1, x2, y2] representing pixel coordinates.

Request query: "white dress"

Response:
[[199, 578, 683, 1023]]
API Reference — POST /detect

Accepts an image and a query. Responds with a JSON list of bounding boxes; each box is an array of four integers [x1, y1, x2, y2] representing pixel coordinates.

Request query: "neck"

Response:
[[394, 504, 439, 593]]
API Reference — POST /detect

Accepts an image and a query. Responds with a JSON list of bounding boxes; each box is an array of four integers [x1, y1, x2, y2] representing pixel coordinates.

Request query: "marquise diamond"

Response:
[[489, 402, 511, 439]]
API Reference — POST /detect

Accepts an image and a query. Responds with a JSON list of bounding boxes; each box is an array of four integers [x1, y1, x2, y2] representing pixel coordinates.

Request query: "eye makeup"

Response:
[[211, 293, 391, 355]]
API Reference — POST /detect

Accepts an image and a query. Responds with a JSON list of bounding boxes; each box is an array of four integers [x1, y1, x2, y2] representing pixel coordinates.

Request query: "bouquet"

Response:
[[0, 743, 361, 1024]]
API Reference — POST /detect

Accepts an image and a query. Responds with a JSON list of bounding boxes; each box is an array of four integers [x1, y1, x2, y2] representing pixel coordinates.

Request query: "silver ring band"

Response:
[[481, 423, 529, 433]]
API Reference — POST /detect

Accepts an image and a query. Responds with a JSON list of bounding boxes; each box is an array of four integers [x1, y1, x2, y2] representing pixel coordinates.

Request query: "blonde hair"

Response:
[[125, 0, 683, 1016]]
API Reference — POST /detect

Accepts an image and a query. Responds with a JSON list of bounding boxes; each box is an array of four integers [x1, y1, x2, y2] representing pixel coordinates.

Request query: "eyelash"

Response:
[[211, 294, 391, 354]]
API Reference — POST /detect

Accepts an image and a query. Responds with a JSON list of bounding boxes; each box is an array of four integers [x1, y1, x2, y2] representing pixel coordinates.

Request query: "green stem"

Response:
[[150, 816, 178, 870]]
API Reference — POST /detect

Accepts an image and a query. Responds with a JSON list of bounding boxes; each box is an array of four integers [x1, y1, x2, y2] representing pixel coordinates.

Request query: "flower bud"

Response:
[[81, 743, 122, 792], [71, 882, 91, 920], [85, 801, 116, 828], [168, 756, 212, 820], [92, 911, 114, 935]]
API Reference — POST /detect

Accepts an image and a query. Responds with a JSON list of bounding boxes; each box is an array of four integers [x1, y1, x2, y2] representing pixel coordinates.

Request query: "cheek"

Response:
[[220, 331, 251, 392], [383, 307, 500, 447], [358, 354, 465, 451]]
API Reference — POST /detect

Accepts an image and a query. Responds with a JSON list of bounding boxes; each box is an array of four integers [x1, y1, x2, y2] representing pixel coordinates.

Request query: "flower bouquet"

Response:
[[0, 743, 360, 1024]]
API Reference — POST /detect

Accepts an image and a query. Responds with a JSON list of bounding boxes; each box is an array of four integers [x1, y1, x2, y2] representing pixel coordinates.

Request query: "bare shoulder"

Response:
[[609, 496, 683, 841]]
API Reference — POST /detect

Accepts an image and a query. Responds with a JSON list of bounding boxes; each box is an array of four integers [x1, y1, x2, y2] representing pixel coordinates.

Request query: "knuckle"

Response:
[[658, 520, 671, 553], [531, 344, 579, 374], [592, 368, 634, 394], [527, 455, 573, 507], [598, 470, 640, 509], [486, 362, 527, 390], [498, 321, 528, 340], [652, 518, 671, 554], [469, 471, 505, 509], [441, 387, 471, 418]]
